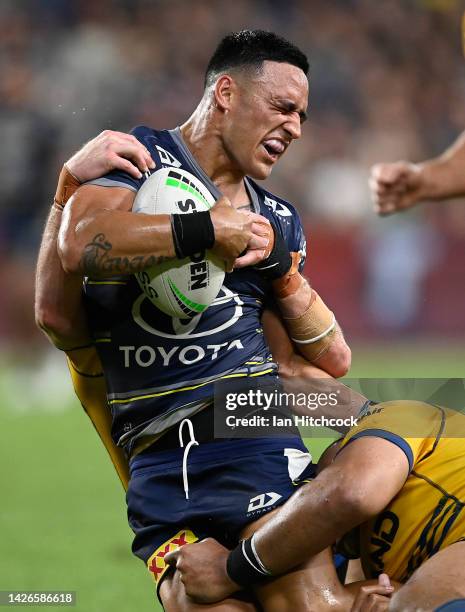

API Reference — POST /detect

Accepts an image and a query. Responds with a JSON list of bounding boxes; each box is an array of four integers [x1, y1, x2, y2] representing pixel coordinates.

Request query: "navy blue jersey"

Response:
[[85, 126, 307, 452]]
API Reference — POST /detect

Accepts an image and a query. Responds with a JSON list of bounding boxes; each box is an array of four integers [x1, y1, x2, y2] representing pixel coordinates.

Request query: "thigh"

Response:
[[239, 509, 353, 612], [390, 541, 465, 612], [159, 571, 257, 612]]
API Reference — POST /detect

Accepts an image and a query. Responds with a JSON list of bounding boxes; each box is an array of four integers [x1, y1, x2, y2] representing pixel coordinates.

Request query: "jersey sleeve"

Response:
[[289, 213, 307, 273], [86, 125, 157, 192], [339, 400, 445, 472]]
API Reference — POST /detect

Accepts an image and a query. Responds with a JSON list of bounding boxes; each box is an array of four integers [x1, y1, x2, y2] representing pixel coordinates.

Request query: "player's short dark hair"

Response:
[[204, 30, 309, 88]]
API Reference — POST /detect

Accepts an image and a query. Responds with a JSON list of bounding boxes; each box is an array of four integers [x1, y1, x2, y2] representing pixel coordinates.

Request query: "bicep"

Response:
[[58, 184, 136, 265], [65, 184, 135, 221], [333, 436, 409, 514]]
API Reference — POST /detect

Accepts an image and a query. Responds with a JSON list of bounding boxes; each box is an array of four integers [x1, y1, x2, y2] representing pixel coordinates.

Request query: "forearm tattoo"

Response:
[[80, 233, 169, 275]]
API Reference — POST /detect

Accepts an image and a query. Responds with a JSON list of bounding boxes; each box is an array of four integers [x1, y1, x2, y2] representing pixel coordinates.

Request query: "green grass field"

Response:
[[1, 342, 464, 611]]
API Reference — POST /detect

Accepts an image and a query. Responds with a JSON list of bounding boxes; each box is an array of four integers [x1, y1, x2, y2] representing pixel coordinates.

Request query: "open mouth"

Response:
[[262, 138, 286, 162]]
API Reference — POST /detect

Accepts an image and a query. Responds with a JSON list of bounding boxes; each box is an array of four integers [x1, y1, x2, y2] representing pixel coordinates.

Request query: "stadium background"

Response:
[[1, 0, 465, 610]]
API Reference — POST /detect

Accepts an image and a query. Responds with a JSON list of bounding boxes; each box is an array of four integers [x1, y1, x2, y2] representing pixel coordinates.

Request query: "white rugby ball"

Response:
[[132, 168, 225, 319]]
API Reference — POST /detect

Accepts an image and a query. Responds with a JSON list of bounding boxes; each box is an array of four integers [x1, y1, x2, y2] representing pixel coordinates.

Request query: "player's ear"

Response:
[[214, 75, 234, 114]]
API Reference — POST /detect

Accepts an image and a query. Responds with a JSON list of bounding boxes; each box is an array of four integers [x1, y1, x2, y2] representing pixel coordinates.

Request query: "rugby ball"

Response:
[[132, 168, 225, 319]]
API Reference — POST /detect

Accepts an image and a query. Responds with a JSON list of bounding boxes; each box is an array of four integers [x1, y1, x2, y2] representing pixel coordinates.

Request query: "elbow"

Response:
[[336, 484, 373, 524], [35, 303, 71, 345], [35, 304, 61, 344], [332, 345, 352, 378], [321, 344, 352, 379], [35, 294, 54, 334], [328, 476, 377, 526]]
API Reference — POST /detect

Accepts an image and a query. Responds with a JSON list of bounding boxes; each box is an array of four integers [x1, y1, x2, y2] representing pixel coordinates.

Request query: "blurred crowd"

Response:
[[1, 0, 465, 352]]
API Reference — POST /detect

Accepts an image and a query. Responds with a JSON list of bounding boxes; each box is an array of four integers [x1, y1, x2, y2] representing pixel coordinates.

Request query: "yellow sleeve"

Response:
[[339, 400, 445, 472], [66, 346, 130, 490]]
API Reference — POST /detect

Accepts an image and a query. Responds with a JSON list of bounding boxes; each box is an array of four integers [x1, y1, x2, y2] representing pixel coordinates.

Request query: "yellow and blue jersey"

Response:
[[66, 345, 129, 488], [340, 400, 465, 582], [85, 125, 307, 454]]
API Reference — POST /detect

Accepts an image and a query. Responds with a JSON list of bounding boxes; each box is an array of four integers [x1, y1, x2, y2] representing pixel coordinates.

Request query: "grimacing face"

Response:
[[221, 60, 308, 180]]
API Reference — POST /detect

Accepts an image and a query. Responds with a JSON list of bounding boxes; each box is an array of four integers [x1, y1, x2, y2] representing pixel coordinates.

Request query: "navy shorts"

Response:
[[435, 601, 465, 612], [126, 436, 315, 589]]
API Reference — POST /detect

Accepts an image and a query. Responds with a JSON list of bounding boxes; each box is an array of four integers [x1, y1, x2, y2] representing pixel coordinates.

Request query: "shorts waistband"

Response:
[[129, 435, 307, 474]]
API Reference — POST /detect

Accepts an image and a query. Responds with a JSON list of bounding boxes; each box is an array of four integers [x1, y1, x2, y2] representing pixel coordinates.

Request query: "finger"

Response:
[[127, 134, 152, 164], [164, 549, 180, 567], [367, 593, 391, 611], [251, 221, 272, 237], [369, 176, 390, 197], [234, 249, 266, 269], [109, 142, 153, 173], [370, 164, 404, 185], [101, 132, 155, 170], [375, 202, 397, 216], [107, 153, 143, 179], [248, 235, 269, 250], [245, 212, 271, 226], [351, 585, 394, 611], [378, 573, 392, 589]]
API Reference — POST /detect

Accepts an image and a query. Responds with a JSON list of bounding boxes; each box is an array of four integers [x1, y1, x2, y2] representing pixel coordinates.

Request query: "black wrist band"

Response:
[[226, 537, 272, 588], [171, 211, 215, 259], [254, 223, 292, 280]]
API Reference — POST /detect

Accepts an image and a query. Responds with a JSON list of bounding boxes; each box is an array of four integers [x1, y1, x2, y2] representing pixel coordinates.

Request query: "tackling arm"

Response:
[[165, 436, 408, 603], [251, 436, 408, 575]]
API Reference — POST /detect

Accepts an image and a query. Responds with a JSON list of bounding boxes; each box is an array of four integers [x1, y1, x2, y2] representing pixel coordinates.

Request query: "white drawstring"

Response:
[[178, 419, 199, 500]]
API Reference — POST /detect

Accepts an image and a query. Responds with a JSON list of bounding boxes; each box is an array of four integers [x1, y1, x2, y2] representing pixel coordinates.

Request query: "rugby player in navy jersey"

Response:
[[36, 31, 352, 611]]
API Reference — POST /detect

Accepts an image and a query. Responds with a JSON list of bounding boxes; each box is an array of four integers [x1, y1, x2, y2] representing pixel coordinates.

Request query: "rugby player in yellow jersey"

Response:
[[168, 399, 465, 611]]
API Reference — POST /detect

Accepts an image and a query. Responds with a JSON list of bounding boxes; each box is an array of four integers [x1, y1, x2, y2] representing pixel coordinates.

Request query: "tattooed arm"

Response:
[[59, 185, 259, 276], [58, 185, 175, 277], [37, 132, 155, 346]]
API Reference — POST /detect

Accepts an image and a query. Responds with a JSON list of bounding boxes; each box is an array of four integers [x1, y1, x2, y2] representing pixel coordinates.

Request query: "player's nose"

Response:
[[284, 115, 301, 140]]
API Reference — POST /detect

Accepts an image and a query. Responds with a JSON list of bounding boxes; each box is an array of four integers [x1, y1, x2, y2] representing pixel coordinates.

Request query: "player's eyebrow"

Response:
[[277, 99, 308, 123]]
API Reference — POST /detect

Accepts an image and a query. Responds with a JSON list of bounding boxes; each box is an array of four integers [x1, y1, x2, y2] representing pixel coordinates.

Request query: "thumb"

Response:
[[378, 573, 393, 590], [164, 549, 180, 567]]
